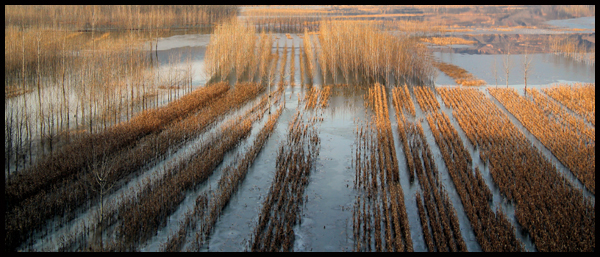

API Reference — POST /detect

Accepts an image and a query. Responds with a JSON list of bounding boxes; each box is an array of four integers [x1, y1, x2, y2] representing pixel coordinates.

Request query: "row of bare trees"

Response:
[[316, 20, 435, 86], [549, 35, 595, 65], [438, 87, 595, 251], [5, 82, 267, 251], [205, 19, 275, 84], [5, 6, 231, 176]]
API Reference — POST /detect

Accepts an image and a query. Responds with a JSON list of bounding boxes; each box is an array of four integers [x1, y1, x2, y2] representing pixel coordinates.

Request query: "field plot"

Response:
[[439, 87, 594, 251], [5, 5, 595, 252]]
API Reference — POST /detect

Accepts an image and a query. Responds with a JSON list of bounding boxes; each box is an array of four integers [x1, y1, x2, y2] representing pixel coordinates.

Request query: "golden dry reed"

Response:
[[420, 37, 477, 46], [542, 83, 595, 126]]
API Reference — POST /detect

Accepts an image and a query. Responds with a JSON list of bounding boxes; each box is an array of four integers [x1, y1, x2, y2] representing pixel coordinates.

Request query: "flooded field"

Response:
[[6, 5, 595, 252]]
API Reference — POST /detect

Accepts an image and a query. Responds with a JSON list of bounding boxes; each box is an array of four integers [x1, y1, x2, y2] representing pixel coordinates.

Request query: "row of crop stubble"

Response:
[[418, 85, 523, 251], [489, 87, 594, 195], [353, 83, 413, 252], [438, 87, 594, 251], [250, 88, 328, 251], [397, 85, 468, 252]]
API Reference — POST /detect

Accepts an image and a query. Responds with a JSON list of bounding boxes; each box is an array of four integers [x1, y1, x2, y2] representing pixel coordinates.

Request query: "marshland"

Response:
[[5, 5, 595, 252]]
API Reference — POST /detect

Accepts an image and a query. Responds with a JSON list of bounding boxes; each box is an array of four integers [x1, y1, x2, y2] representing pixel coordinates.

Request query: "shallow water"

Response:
[[433, 52, 595, 86], [545, 16, 595, 30]]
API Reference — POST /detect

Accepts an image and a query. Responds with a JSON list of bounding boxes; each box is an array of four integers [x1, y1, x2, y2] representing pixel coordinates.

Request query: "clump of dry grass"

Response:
[[420, 37, 477, 46], [434, 61, 486, 86]]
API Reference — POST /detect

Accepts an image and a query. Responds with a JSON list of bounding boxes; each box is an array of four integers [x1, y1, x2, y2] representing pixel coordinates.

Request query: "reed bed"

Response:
[[353, 83, 412, 251], [438, 87, 595, 251], [299, 43, 305, 86], [165, 91, 285, 251], [250, 110, 321, 251], [5, 6, 237, 31], [542, 83, 595, 126], [413, 86, 440, 113], [426, 111, 522, 251], [303, 87, 320, 109], [303, 85, 332, 110], [391, 84, 416, 117], [4, 27, 158, 170], [489, 88, 595, 195], [6, 6, 233, 174], [242, 6, 327, 33], [319, 86, 333, 108], [205, 19, 257, 82], [317, 20, 435, 85], [115, 116, 256, 250], [420, 37, 477, 46], [390, 84, 416, 182], [433, 61, 486, 87], [255, 31, 275, 84], [160, 193, 209, 252]]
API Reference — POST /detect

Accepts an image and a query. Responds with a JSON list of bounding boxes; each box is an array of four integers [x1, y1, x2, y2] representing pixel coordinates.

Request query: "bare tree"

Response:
[[522, 45, 533, 96], [492, 55, 499, 88], [88, 147, 114, 251], [502, 43, 512, 88]]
